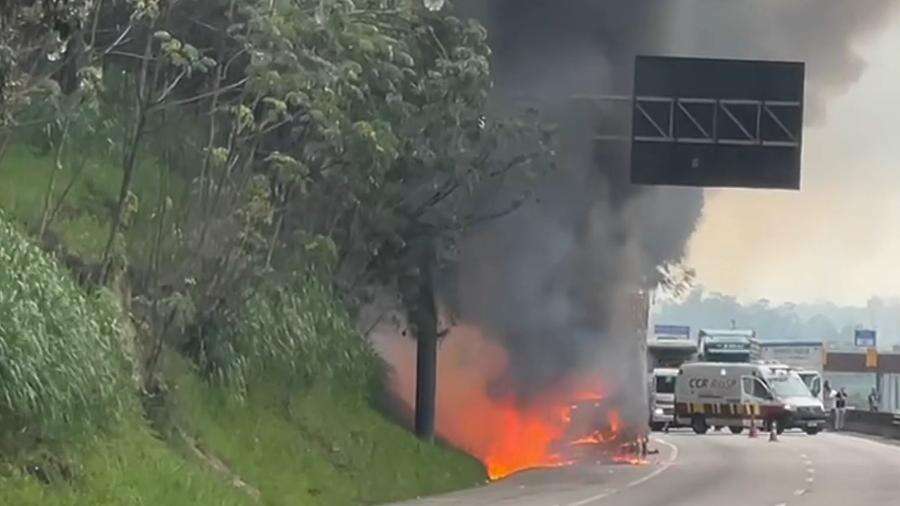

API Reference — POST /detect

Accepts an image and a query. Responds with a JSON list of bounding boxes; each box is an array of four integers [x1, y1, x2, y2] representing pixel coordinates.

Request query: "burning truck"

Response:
[[373, 289, 652, 480]]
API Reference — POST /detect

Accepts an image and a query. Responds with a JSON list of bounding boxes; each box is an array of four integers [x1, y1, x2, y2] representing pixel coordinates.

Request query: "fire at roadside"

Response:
[[373, 324, 650, 481]]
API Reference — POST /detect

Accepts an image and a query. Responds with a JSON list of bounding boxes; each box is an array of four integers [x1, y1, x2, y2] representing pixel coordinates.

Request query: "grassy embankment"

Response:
[[0, 146, 485, 505]]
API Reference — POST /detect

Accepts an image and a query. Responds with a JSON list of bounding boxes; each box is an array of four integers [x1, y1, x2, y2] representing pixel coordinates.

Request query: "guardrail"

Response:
[[844, 410, 900, 438]]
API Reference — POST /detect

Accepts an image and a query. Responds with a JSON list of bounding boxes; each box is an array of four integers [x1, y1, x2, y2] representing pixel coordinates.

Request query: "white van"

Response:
[[674, 362, 828, 435], [796, 369, 823, 399]]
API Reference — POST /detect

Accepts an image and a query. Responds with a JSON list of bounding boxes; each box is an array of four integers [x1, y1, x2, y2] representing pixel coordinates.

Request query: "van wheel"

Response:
[[691, 415, 708, 435], [804, 427, 821, 435], [728, 426, 744, 434]]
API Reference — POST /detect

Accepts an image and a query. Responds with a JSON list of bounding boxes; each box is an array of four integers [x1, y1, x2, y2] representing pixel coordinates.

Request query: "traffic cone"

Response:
[[748, 415, 758, 438], [769, 421, 779, 442]]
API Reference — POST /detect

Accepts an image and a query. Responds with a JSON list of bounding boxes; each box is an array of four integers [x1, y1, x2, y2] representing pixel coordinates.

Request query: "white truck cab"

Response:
[[675, 362, 827, 435], [649, 368, 679, 431]]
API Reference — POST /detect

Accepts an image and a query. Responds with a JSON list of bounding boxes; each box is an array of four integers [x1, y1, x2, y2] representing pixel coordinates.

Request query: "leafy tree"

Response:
[[0, 0, 94, 163], [2, 0, 555, 438]]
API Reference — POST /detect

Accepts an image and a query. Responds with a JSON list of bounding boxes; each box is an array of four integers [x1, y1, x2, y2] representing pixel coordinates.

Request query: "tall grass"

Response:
[[0, 211, 132, 443], [164, 355, 485, 505], [204, 274, 380, 396], [0, 420, 253, 506]]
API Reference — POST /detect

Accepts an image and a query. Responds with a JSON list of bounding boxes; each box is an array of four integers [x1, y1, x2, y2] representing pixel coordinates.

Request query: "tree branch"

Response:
[[163, 77, 248, 108], [462, 196, 528, 229]]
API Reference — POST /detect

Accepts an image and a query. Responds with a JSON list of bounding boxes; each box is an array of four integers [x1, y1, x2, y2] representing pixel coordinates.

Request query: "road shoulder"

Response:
[[387, 438, 678, 506]]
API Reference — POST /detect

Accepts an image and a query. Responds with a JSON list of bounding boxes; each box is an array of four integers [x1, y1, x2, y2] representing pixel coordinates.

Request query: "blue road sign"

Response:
[[855, 329, 877, 348]]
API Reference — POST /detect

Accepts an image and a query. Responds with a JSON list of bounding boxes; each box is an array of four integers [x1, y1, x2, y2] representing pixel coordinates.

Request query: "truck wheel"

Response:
[[728, 426, 744, 434], [691, 415, 708, 435], [777, 421, 786, 435], [804, 427, 820, 436], [650, 422, 665, 432]]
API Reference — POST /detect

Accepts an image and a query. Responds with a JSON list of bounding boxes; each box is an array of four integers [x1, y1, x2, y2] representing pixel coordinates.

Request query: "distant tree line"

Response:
[[657, 288, 900, 348]]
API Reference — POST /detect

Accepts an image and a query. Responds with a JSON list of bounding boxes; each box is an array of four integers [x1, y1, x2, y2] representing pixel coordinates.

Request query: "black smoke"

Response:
[[451, 0, 898, 407]]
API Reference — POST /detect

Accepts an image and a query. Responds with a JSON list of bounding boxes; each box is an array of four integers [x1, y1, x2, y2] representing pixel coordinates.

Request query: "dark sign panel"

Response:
[[855, 329, 877, 348], [630, 56, 805, 189]]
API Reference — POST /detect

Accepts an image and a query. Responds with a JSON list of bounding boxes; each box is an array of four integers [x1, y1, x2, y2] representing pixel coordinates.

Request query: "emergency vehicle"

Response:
[[674, 362, 828, 435]]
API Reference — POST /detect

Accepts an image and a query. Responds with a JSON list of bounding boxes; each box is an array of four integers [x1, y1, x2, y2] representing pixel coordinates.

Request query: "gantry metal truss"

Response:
[[582, 95, 802, 148]]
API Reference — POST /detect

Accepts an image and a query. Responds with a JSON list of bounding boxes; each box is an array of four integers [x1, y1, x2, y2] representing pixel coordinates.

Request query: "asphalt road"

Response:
[[390, 430, 900, 506]]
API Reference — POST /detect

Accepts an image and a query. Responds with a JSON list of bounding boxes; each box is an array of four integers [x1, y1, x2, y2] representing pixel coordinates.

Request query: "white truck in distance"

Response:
[[649, 368, 678, 431], [674, 362, 828, 435]]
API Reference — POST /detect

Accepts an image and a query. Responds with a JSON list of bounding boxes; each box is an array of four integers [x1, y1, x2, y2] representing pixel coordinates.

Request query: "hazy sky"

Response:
[[687, 11, 900, 306]]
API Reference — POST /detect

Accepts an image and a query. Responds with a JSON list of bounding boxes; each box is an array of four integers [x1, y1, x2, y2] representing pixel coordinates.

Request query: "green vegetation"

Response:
[[207, 274, 381, 396], [0, 209, 130, 443], [159, 356, 484, 505], [0, 209, 484, 504], [0, 424, 253, 506], [0, 143, 180, 263], [0, 0, 543, 503], [0, 209, 251, 505]]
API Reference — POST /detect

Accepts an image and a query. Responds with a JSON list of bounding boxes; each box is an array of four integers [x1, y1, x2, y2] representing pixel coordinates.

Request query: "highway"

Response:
[[390, 430, 900, 506]]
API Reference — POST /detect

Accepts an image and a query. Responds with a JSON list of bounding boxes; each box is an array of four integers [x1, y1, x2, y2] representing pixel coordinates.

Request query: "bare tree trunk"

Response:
[[0, 130, 11, 170], [415, 318, 438, 441], [99, 27, 155, 284], [38, 118, 71, 240], [265, 212, 284, 270], [197, 133, 259, 253], [400, 238, 439, 441], [99, 109, 147, 283], [144, 149, 170, 290], [197, 65, 223, 223], [265, 185, 290, 269], [45, 156, 88, 229]]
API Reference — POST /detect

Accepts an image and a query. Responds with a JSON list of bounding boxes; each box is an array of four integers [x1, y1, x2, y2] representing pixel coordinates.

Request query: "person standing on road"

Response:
[[868, 387, 880, 412], [823, 380, 835, 429], [835, 387, 848, 430]]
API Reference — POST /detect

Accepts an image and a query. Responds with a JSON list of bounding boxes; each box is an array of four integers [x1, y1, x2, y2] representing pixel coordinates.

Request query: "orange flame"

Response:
[[374, 325, 634, 480]]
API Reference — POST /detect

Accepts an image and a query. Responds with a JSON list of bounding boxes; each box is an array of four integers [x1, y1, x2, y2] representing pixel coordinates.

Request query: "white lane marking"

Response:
[[565, 438, 679, 506], [806, 468, 815, 474], [626, 439, 679, 489], [775, 503, 787, 506], [566, 489, 617, 506], [805, 477, 815, 483], [794, 488, 807, 496]]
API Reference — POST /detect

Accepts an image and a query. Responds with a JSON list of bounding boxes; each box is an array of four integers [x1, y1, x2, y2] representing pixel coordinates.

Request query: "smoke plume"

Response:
[[371, 2, 898, 470], [450, 0, 898, 411]]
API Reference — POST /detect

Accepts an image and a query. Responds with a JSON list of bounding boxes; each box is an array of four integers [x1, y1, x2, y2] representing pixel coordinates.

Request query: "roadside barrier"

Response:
[[843, 410, 900, 438]]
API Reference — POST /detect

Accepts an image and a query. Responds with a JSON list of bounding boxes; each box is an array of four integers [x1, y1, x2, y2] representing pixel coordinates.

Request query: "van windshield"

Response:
[[765, 375, 812, 398], [800, 373, 821, 397], [655, 375, 676, 394]]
